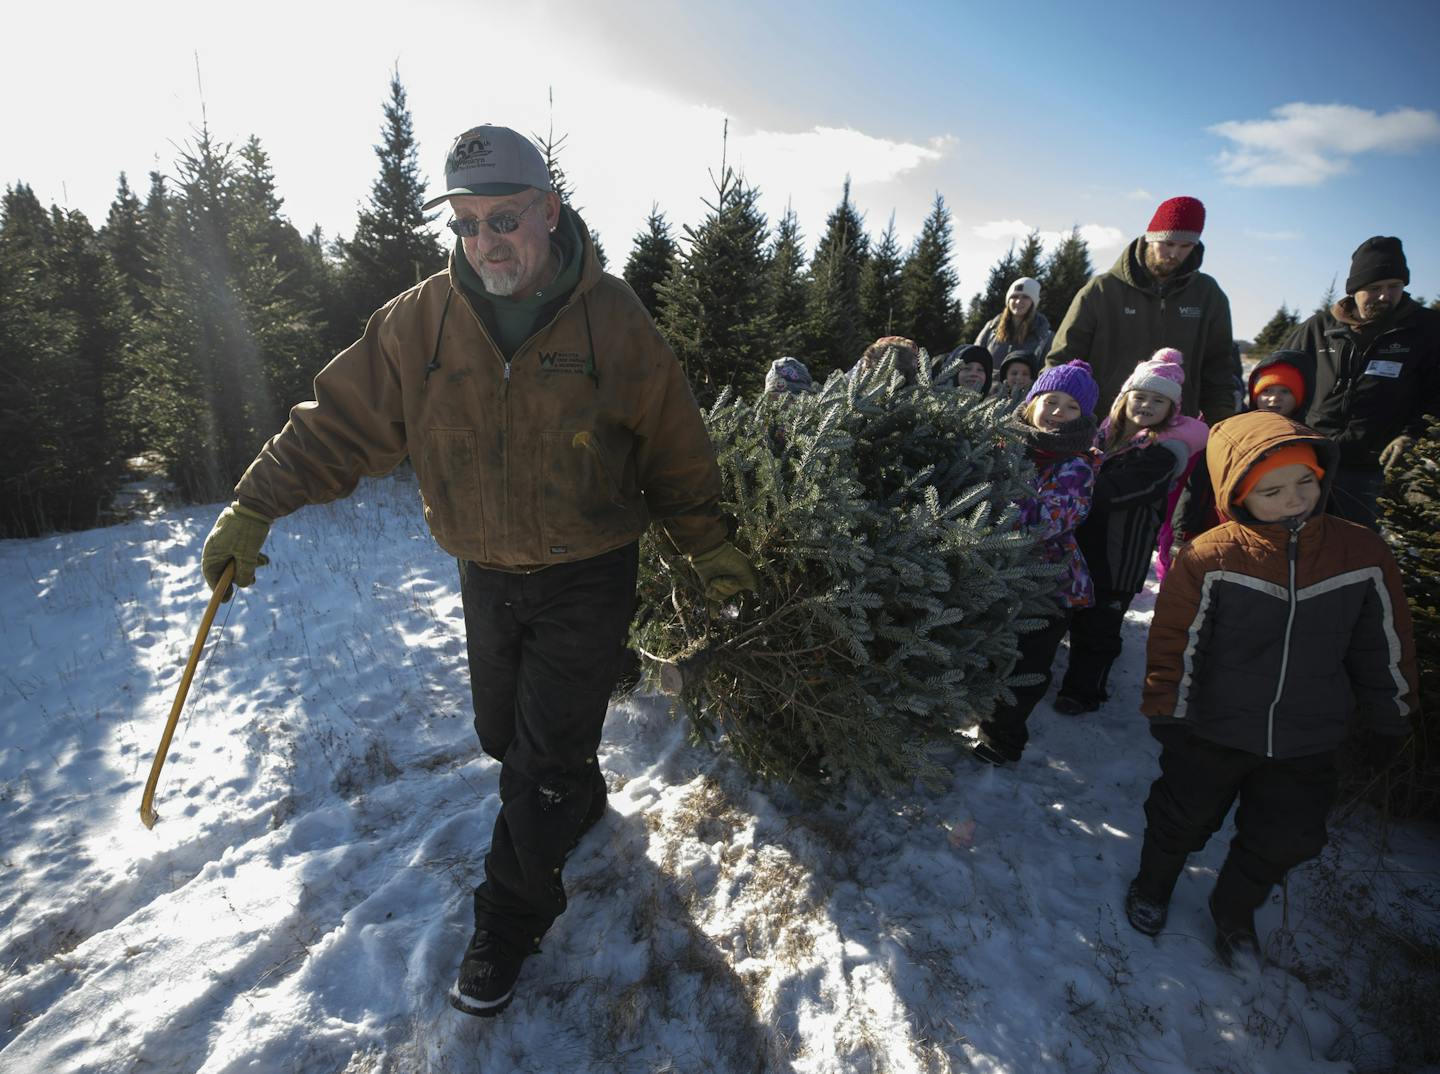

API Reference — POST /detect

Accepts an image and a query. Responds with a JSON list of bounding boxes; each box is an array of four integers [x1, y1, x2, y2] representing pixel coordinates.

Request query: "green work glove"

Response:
[[202, 502, 272, 598], [689, 541, 759, 601]]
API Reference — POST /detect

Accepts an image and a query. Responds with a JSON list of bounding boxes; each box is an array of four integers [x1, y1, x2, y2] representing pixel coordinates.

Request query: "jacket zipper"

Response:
[[1264, 524, 1301, 757]]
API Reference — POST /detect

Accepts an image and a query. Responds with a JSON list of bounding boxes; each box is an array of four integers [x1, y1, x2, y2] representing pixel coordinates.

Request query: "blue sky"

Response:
[[4, 0, 1438, 339]]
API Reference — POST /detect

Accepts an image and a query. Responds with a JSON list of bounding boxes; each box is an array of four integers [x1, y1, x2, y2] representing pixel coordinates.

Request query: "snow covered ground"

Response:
[[2, 473, 1436, 1074]]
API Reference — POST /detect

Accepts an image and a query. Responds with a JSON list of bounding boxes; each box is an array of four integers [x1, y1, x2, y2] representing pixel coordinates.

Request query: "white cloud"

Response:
[[733, 127, 950, 188], [1126, 188, 1153, 201], [1075, 224, 1126, 251], [971, 219, 1125, 253], [1209, 102, 1440, 187], [972, 219, 1033, 242]]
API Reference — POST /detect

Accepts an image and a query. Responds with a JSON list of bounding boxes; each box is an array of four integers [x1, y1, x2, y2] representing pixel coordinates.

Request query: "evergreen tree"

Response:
[[1317, 276, 1338, 314], [1039, 227, 1094, 328], [622, 204, 678, 318], [804, 178, 870, 380], [101, 172, 159, 317], [0, 188, 135, 534], [231, 137, 333, 414], [336, 70, 445, 337], [859, 213, 904, 343], [632, 363, 1056, 794], [766, 203, 810, 357], [1014, 230, 1045, 283], [898, 194, 964, 355], [535, 91, 607, 269], [964, 243, 1018, 341], [130, 128, 287, 500], [0, 185, 78, 535], [1378, 417, 1440, 820], [656, 161, 773, 406], [1250, 304, 1300, 358]]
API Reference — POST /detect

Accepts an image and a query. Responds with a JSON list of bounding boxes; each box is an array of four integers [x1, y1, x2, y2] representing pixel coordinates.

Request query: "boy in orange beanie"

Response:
[[1128, 410, 1417, 963]]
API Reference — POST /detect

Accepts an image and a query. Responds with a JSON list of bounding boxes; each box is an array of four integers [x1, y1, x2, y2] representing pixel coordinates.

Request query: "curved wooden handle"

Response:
[[139, 560, 236, 829]]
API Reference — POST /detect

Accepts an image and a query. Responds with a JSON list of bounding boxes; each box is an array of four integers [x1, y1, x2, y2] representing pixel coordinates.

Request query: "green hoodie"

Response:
[[1048, 237, 1237, 422]]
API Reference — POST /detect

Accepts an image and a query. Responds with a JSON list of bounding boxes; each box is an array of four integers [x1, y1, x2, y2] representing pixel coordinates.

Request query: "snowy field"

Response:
[[2, 473, 1436, 1074]]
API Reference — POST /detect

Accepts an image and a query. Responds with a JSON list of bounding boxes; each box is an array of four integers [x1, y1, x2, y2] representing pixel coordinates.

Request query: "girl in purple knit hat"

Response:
[[972, 360, 1102, 765]]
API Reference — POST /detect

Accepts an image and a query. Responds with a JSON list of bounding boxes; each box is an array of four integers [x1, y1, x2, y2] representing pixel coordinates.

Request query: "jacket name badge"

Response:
[[1363, 359, 1403, 378]]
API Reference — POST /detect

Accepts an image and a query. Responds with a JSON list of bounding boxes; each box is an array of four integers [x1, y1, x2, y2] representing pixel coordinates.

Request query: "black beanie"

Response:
[[1346, 236, 1408, 295]]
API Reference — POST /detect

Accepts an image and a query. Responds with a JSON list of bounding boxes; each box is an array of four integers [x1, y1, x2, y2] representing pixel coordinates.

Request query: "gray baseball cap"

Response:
[[421, 124, 552, 210]]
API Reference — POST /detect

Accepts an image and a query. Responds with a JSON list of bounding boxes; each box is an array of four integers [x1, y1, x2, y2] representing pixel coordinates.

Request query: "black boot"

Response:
[[1056, 655, 1114, 714], [1210, 859, 1271, 966], [449, 928, 534, 1017], [1125, 881, 1169, 936], [1125, 840, 1187, 936]]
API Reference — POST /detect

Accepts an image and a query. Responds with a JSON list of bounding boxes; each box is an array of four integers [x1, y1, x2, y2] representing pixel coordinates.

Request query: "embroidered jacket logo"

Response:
[[540, 350, 592, 375], [1178, 306, 1202, 317]]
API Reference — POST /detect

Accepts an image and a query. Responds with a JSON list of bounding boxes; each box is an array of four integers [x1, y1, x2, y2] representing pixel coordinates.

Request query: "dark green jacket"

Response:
[[1048, 238, 1237, 422]]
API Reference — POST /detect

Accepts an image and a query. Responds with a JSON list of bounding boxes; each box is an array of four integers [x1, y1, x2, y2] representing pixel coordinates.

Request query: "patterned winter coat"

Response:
[[1018, 448, 1100, 611], [1143, 412, 1417, 757]]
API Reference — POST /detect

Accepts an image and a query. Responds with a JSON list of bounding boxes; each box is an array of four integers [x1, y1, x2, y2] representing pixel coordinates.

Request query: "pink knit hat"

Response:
[[1120, 348, 1185, 405], [1145, 197, 1205, 244]]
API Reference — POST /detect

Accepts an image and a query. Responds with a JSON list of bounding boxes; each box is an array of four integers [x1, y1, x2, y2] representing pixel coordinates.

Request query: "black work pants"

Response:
[[1059, 590, 1133, 705], [459, 542, 639, 948], [1135, 734, 1339, 904], [976, 611, 1072, 760]]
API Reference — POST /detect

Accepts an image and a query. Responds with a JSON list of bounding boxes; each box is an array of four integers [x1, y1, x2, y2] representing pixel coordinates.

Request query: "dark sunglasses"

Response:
[[446, 194, 545, 237]]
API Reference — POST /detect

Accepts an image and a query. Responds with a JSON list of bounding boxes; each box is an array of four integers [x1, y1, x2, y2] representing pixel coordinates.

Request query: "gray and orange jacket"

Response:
[[1143, 411, 1417, 757], [236, 209, 727, 571]]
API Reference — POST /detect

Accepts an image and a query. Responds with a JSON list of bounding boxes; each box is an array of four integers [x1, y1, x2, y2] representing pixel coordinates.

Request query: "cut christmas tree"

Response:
[[633, 349, 1059, 795]]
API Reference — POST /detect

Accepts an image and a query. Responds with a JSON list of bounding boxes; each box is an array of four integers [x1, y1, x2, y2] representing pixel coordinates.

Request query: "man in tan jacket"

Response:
[[201, 124, 756, 1017]]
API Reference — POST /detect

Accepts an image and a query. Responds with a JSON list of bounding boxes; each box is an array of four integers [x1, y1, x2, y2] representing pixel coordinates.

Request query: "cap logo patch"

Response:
[[450, 137, 493, 168]]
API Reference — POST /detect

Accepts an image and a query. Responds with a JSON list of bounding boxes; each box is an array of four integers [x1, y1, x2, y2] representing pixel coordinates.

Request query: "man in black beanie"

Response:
[[1284, 236, 1440, 527]]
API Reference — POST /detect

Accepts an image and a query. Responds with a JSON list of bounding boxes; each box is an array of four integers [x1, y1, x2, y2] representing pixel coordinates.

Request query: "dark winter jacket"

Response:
[[1283, 295, 1440, 469], [976, 311, 1052, 367], [1048, 238, 1237, 423], [1171, 350, 1317, 541], [1078, 415, 1207, 594], [235, 207, 727, 571], [1144, 412, 1417, 758]]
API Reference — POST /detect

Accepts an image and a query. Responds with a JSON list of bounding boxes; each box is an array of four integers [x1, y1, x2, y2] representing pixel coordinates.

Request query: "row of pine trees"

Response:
[[1, 75, 1098, 538]]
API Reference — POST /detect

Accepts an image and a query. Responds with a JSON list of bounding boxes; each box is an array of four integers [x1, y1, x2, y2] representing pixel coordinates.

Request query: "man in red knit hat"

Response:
[[1048, 196, 1238, 423]]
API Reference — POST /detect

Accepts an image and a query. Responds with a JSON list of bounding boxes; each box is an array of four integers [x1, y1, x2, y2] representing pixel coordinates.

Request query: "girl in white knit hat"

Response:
[[1053, 348, 1209, 715]]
